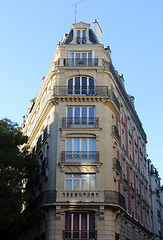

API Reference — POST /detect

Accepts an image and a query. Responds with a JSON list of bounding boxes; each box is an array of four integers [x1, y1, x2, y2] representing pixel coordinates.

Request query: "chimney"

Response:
[[93, 19, 102, 44], [129, 95, 135, 108], [119, 74, 125, 87], [105, 46, 112, 62]]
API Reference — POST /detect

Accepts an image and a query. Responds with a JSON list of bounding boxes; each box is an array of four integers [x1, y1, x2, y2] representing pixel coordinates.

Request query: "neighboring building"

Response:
[[148, 161, 163, 240], [12, 20, 163, 240]]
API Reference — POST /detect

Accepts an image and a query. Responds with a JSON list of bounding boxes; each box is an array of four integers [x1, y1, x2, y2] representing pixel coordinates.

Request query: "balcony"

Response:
[[113, 158, 121, 174], [62, 151, 99, 163], [63, 58, 98, 67], [111, 125, 120, 142], [63, 230, 97, 240], [57, 190, 103, 203], [53, 86, 120, 111], [62, 117, 99, 128], [104, 190, 126, 209]]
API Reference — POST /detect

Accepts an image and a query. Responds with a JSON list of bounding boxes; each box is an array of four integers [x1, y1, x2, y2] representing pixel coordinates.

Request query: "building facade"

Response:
[[16, 20, 163, 240]]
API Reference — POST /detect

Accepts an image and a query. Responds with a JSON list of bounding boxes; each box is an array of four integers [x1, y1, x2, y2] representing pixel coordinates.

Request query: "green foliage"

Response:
[[0, 118, 39, 233]]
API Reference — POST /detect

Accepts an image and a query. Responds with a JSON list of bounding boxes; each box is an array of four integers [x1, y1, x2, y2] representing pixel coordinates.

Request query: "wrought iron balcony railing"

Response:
[[62, 151, 99, 163], [104, 190, 126, 209], [53, 87, 120, 110], [63, 230, 97, 240], [113, 158, 121, 173], [111, 125, 120, 141], [62, 117, 99, 128], [76, 37, 87, 44], [63, 58, 98, 67]]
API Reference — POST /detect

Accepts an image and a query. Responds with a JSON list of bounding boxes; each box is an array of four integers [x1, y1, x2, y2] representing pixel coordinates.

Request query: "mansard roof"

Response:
[[63, 28, 100, 44]]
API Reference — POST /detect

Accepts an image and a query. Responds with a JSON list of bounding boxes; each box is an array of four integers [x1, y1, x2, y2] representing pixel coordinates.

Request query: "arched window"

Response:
[[68, 76, 94, 95]]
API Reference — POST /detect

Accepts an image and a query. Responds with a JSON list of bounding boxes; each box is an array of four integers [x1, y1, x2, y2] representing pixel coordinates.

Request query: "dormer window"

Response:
[[76, 29, 86, 44]]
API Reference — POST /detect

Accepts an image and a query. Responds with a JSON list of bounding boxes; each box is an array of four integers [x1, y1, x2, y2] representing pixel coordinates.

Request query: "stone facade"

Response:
[[11, 20, 163, 240]]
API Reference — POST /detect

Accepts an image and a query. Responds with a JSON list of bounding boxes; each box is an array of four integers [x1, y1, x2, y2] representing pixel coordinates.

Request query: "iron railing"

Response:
[[63, 230, 97, 239], [63, 58, 98, 67], [111, 125, 120, 141], [53, 87, 120, 110], [104, 190, 126, 209], [113, 158, 121, 173], [62, 117, 99, 128], [76, 37, 87, 44], [62, 151, 99, 163]]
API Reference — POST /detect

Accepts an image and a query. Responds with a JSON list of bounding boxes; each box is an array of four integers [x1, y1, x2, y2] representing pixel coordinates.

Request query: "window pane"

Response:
[[75, 77, 80, 94], [77, 30, 80, 38], [81, 108, 87, 125], [66, 174, 72, 178], [89, 175, 96, 190], [73, 179, 80, 190], [67, 108, 73, 118], [88, 52, 92, 66], [81, 179, 87, 190], [89, 78, 94, 95], [82, 77, 87, 94], [89, 108, 95, 126], [82, 53, 87, 59], [74, 139, 80, 151], [82, 108, 87, 118], [89, 139, 96, 151], [82, 30, 86, 39], [89, 108, 95, 118], [88, 52, 92, 59], [71, 53, 74, 58], [66, 139, 72, 151], [81, 139, 87, 152], [66, 179, 72, 190], [68, 78, 73, 94], [75, 108, 80, 117], [74, 108, 80, 125]]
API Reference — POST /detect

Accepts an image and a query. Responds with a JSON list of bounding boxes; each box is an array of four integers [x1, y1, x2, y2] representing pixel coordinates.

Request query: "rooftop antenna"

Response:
[[70, 0, 84, 23]]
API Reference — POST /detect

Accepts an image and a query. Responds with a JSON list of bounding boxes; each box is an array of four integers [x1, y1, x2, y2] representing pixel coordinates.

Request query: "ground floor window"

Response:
[[65, 212, 96, 239]]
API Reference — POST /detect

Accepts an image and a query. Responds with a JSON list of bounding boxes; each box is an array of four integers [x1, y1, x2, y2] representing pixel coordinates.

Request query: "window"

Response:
[[65, 212, 95, 239], [68, 76, 94, 95], [65, 174, 96, 190], [76, 29, 86, 44], [67, 107, 95, 127], [65, 138, 96, 162], [69, 52, 96, 66], [70, 52, 92, 60]]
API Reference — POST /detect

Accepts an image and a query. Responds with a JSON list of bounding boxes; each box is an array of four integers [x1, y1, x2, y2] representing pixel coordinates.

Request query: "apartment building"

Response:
[[14, 20, 163, 240]]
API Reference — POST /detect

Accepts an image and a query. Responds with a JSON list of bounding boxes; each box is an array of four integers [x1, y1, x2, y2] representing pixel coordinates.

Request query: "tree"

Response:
[[0, 118, 39, 234]]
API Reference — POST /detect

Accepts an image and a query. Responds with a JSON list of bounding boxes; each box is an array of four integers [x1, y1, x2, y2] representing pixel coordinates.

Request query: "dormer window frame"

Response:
[[76, 29, 87, 44]]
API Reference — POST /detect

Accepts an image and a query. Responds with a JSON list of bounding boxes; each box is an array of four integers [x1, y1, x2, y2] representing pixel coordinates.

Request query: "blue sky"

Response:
[[0, 0, 163, 182]]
